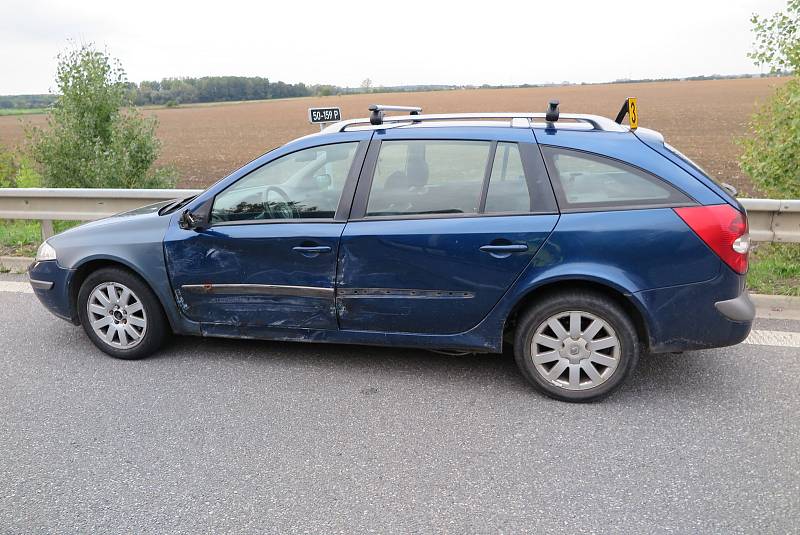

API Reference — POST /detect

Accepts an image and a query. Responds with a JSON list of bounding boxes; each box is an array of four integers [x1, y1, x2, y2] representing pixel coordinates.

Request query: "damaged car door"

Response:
[[164, 141, 366, 329], [336, 131, 559, 334]]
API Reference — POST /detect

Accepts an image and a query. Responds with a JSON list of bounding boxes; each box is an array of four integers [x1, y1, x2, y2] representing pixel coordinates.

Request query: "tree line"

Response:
[[131, 76, 311, 106], [1, 72, 784, 111], [0, 76, 312, 109]]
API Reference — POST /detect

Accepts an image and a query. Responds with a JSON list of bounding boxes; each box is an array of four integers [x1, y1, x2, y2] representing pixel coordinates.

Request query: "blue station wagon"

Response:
[[28, 102, 754, 401]]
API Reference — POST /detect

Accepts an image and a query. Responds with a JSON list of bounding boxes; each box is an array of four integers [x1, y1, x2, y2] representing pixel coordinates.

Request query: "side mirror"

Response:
[[179, 198, 213, 231]]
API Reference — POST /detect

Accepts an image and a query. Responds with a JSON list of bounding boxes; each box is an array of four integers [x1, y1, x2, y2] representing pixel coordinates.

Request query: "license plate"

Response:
[[308, 107, 341, 124]]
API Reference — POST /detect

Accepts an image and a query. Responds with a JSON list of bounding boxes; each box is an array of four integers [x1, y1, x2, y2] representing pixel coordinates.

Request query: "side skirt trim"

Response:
[[181, 284, 476, 300], [338, 288, 474, 299], [182, 284, 333, 299]]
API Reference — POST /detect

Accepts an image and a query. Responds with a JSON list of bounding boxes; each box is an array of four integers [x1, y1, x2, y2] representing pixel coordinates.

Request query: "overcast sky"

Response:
[[0, 0, 787, 95]]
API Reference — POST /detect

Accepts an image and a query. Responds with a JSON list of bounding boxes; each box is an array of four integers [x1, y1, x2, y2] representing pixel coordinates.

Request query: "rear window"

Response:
[[541, 146, 691, 210], [663, 142, 733, 192], [664, 143, 710, 177]]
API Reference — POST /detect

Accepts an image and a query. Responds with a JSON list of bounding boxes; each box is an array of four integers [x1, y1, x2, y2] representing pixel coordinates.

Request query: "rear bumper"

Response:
[[28, 260, 76, 323], [715, 292, 756, 322], [634, 268, 753, 353]]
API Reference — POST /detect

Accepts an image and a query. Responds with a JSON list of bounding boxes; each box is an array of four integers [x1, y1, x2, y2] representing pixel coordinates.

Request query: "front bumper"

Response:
[[28, 260, 76, 323]]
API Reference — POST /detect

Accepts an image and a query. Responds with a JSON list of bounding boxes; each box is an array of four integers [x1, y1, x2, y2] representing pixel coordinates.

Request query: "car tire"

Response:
[[77, 267, 169, 360], [514, 290, 640, 402]]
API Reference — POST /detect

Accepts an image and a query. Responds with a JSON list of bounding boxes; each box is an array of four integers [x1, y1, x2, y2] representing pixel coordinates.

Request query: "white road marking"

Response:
[[743, 330, 800, 348], [0, 280, 799, 348], [0, 281, 33, 294]]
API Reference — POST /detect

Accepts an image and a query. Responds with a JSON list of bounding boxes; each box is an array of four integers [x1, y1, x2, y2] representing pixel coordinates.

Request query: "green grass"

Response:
[[0, 108, 48, 116], [747, 243, 800, 296], [0, 220, 82, 257]]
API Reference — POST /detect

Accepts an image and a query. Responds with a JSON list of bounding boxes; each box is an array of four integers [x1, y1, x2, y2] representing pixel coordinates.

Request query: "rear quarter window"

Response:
[[541, 146, 692, 211]]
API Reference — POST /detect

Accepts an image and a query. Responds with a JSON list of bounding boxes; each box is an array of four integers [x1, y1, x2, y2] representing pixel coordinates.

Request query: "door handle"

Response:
[[292, 245, 332, 254], [479, 244, 528, 253]]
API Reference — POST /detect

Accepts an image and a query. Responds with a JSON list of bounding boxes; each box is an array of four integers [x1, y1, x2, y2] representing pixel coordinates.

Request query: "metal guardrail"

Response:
[[0, 188, 798, 243], [739, 198, 800, 243]]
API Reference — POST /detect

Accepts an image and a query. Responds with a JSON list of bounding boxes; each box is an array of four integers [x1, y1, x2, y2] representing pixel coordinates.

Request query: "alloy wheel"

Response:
[[530, 310, 621, 391], [87, 282, 147, 349]]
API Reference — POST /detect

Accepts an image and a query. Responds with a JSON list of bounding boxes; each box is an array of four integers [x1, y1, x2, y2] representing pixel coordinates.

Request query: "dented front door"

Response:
[[164, 222, 343, 329]]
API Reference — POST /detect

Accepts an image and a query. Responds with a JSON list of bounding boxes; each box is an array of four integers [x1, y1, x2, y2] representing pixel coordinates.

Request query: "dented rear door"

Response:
[[335, 128, 559, 334]]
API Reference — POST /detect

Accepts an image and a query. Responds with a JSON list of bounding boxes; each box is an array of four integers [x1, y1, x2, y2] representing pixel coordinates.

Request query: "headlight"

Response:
[[36, 241, 57, 262]]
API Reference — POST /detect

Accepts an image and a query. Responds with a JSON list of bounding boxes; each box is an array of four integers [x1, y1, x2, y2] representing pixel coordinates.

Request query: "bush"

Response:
[[739, 78, 800, 197], [26, 44, 176, 189], [0, 147, 18, 187], [740, 0, 800, 198], [0, 147, 41, 188]]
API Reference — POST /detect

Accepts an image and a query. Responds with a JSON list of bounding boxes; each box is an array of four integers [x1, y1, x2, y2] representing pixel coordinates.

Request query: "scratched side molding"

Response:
[[338, 288, 475, 299], [181, 284, 475, 300], [181, 284, 333, 299]]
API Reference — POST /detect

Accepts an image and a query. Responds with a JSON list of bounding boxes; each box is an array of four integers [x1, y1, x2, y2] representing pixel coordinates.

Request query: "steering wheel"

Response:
[[264, 185, 297, 219]]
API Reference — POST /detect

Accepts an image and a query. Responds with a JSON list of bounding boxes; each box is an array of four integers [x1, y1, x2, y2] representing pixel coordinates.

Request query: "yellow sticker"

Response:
[[628, 97, 638, 130]]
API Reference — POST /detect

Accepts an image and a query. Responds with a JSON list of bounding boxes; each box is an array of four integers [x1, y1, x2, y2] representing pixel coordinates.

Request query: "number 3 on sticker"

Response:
[[628, 97, 638, 130]]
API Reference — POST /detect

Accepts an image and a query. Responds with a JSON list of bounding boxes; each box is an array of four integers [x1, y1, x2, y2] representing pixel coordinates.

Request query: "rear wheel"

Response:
[[77, 268, 168, 360], [514, 291, 640, 402]]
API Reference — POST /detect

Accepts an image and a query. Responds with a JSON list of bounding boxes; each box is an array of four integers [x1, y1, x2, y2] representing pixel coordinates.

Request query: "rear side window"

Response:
[[366, 140, 491, 216], [541, 146, 691, 210]]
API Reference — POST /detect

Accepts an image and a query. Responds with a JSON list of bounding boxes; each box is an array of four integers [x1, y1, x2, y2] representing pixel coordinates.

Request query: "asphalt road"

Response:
[[1, 279, 799, 534]]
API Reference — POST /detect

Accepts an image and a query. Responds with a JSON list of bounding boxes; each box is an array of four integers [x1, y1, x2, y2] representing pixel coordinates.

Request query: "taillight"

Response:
[[674, 204, 749, 274]]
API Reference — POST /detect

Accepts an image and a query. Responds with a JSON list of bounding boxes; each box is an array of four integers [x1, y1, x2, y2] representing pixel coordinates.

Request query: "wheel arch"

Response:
[[68, 256, 175, 331], [502, 277, 652, 352]]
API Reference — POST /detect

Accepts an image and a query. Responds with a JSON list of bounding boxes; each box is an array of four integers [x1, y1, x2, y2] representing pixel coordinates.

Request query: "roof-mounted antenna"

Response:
[[546, 100, 560, 123], [369, 104, 423, 126]]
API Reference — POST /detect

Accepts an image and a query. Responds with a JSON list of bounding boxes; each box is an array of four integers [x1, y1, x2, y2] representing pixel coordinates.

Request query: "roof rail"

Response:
[[369, 104, 423, 125], [321, 111, 628, 133]]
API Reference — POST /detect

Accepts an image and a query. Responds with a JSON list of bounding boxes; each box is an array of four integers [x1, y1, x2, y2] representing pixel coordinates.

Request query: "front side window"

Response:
[[366, 140, 491, 217], [541, 146, 691, 210], [211, 142, 358, 223]]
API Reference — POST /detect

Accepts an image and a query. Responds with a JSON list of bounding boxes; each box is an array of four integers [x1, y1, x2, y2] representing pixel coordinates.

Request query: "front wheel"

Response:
[[77, 267, 169, 360], [514, 291, 640, 402]]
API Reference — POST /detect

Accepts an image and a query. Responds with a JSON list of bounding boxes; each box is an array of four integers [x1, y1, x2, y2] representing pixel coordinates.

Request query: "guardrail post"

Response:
[[41, 220, 54, 241]]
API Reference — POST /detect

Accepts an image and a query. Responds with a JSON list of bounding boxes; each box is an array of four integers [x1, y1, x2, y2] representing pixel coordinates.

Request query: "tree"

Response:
[[739, 0, 800, 198], [749, 0, 800, 73], [361, 78, 373, 93], [27, 44, 175, 188]]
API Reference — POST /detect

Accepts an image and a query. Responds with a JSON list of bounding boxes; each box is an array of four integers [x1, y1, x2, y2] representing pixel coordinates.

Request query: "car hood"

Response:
[[52, 200, 173, 238], [47, 200, 176, 270]]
